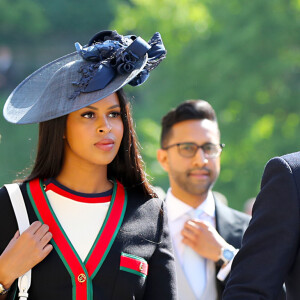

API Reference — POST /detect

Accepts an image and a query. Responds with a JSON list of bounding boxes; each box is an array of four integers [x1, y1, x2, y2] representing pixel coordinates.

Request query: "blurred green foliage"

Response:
[[0, 96, 37, 184], [0, 0, 48, 43], [0, 0, 114, 184], [0, 0, 299, 211], [0, 0, 114, 44], [113, 0, 300, 210]]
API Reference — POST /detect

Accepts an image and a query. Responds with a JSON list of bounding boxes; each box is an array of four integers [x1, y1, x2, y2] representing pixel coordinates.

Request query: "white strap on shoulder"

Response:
[[4, 183, 31, 300]]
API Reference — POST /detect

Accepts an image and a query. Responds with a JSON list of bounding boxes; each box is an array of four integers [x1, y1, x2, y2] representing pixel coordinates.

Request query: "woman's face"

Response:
[[64, 92, 124, 169]]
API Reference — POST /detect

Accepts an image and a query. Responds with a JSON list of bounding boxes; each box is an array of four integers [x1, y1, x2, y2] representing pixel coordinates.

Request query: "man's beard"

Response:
[[171, 167, 216, 196]]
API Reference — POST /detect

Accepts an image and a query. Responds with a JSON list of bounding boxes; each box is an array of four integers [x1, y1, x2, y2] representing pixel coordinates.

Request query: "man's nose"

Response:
[[192, 147, 208, 167]]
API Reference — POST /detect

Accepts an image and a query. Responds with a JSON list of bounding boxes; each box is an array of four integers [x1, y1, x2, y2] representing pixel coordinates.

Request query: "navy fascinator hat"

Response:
[[3, 30, 166, 124]]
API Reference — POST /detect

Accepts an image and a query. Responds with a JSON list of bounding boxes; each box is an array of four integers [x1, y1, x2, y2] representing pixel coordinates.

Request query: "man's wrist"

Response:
[[216, 245, 236, 267]]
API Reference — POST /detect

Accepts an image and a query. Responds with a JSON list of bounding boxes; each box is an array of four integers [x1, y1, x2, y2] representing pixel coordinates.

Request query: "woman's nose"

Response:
[[97, 117, 112, 133]]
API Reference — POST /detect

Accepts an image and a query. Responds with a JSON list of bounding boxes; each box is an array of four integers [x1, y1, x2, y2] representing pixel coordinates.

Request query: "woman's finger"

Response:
[[41, 244, 53, 259], [40, 232, 53, 248], [25, 221, 43, 234], [34, 224, 50, 241]]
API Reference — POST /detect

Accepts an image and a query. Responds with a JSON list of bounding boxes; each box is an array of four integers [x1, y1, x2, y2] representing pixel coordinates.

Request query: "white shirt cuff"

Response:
[[216, 249, 238, 281]]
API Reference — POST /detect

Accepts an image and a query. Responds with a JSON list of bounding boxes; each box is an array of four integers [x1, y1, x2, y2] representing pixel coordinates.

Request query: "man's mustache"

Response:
[[187, 167, 211, 175]]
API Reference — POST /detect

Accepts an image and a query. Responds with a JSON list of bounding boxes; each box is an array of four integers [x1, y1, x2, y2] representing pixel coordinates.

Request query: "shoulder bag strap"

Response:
[[4, 183, 31, 300]]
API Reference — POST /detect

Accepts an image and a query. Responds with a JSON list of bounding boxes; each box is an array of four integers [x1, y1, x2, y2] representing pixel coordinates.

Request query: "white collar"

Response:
[[166, 188, 215, 222]]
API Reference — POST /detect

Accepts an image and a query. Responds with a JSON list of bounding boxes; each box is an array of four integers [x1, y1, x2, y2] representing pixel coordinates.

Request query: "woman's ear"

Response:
[[157, 149, 170, 172]]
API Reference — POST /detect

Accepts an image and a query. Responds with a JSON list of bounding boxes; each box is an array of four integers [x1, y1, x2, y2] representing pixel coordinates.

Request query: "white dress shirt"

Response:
[[166, 188, 234, 299], [166, 189, 216, 263]]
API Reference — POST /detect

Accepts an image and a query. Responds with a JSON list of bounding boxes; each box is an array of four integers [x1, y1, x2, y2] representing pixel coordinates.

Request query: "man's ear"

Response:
[[157, 149, 170, 172]]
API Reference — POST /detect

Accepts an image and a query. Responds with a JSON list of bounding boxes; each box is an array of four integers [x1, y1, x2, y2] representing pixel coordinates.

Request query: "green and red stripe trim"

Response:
[[120, 252, 148, 278], [45, 182, 111, 203], [27, 178, 127, 300]]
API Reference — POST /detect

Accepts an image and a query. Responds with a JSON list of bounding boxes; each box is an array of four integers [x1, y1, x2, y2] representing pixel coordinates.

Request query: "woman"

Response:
[[0, 30, 177, 299]]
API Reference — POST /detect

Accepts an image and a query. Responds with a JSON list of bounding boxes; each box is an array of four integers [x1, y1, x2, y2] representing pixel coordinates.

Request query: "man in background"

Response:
[[157, 99, 250, 300]]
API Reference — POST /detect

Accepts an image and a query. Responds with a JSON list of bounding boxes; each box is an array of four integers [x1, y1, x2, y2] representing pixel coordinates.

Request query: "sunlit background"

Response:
[[0, 0, 299, 211]]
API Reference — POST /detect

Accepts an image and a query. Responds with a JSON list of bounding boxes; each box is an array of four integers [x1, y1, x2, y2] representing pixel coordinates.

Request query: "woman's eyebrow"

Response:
[[85, 104, 120, 110], [108, 104, 121, 109], [86, 105, 98, 110]]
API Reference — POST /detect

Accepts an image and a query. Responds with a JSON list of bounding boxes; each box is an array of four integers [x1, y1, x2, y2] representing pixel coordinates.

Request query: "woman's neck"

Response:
[[56, 162, 113, 194]]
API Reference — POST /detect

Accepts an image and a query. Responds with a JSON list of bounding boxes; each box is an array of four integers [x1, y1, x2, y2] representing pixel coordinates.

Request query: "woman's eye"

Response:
[[81, 112, 95, 119], [108, 111, 121, 118]]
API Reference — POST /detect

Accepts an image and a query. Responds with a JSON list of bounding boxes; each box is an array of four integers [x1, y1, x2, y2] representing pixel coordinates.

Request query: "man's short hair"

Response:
[[160, 100, 218, 147]]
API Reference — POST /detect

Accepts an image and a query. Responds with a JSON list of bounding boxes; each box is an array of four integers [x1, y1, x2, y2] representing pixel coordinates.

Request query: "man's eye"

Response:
[[181, 144, 195, 151], [203, 144, 215, 152], [81, 112, 95, 119], [183, 145, 193, 150]]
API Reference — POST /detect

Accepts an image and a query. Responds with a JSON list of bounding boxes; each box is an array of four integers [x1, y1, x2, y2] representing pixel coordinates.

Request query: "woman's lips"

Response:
[[95, 139, 115, 151]]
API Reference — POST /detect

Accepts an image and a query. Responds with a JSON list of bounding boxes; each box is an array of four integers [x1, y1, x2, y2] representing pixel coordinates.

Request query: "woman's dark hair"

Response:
[[26, 89, 155, 198], [160, 99, 218, 148]]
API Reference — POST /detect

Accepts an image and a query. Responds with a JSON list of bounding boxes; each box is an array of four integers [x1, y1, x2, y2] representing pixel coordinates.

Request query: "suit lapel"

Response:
[[214, 194, 251, 299], [214, 196, 237, 244]]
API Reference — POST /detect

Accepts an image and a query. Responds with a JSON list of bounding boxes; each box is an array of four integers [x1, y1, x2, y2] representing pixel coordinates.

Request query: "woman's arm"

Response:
[[0, 221, 53, 297], [143, 200, 177, 300]]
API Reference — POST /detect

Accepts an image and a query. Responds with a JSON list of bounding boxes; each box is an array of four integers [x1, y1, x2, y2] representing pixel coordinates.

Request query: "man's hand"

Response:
[[0, 221, 53, 289], [181, 219, 229, 262]]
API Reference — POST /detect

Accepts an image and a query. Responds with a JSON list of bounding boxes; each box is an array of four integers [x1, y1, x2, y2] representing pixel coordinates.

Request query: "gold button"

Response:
[[139, 263, 143, 272], [78, 273, 86, 283]]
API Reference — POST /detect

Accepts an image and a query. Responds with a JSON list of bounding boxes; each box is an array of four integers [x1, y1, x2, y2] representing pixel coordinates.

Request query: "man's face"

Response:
[[158, 119, 221, 199]]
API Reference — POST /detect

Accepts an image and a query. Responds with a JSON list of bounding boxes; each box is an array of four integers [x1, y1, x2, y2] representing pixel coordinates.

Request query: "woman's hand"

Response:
[[0, 221, 53, 289]]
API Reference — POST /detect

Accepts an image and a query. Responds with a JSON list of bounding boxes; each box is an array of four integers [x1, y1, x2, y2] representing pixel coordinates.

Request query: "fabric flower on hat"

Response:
[[73, 31, 167, 94]]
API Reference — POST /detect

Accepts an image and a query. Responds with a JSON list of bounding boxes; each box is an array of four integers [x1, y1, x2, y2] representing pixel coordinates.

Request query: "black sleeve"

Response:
[[143, 200, 177, 300], [223, 157, 299, 300], [0, 186, 19, 251], [0, 186, 19, 300]]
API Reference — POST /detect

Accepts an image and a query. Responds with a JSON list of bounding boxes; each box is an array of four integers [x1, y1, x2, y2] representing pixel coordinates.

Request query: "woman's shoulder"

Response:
[[0, 182, 28, 201], [0, 185, 9, 199], [122, 188, 166, 242], [125, 187, 166, 217], [0, 183, 28, 250], [126, 186, 163, 205]]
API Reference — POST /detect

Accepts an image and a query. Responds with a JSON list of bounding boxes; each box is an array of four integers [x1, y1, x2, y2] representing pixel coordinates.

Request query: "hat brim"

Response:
[[3, 51, 147, 124]]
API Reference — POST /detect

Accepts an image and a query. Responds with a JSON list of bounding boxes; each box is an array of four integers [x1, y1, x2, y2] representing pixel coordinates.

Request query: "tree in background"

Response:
[[0, 0, 114, 186], [112, 0, 300, 209], [0, 0, 299, 210], [0, 0, 48, 44]]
